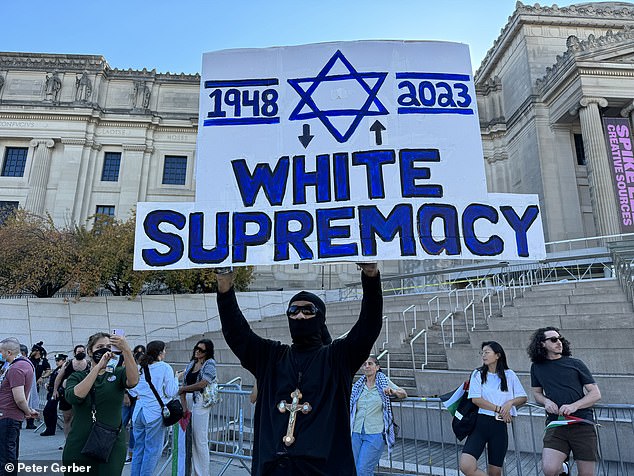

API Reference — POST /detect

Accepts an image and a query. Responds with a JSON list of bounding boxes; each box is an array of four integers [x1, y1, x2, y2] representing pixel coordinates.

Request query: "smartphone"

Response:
[[111, 329, 125, 353]]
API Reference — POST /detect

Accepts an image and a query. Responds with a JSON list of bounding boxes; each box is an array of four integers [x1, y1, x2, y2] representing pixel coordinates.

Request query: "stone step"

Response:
[[513, 295, 571, 306], [503, 301, 632, 317], [487, 313, 634, 331], [513, 292, 628, 306]]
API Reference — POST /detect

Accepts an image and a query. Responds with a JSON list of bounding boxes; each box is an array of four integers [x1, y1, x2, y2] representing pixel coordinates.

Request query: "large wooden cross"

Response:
[[277, 388, 312, 446]]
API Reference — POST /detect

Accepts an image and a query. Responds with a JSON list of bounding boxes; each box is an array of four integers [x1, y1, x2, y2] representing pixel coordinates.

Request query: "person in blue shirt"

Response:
[[128, 340, 179, 476]]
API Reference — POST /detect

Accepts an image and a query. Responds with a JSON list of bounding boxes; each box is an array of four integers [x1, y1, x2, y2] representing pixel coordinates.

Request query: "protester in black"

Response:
[[52, 344, 88, 436], [217, 264, 382, 476], [528, 327, 601, 476], [40, 354, 67, 436]]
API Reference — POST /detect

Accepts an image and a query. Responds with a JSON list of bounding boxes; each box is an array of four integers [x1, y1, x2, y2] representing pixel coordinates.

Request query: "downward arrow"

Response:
[[370, 120, 386, 145], [298, 124, 314, 148]]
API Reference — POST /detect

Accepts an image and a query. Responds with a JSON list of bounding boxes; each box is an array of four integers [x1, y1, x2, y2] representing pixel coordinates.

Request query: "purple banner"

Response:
[[603, 117, 634, 233]]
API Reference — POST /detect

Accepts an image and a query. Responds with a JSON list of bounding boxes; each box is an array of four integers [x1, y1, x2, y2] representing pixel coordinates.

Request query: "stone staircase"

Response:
[[417, 278, 634, 403], [167, 277, 634, 402], [167, 287, 498, 397]]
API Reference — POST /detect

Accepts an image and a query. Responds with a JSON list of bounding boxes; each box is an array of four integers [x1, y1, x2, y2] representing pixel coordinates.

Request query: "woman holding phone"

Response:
[[62, 332, 139, 475], [459, 341, 527, 476]]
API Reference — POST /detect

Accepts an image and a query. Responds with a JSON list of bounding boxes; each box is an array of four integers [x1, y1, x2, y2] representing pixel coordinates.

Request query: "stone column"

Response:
[[578, 97, 620, 237], [25, 138, 55, 215], [621, 100, 634, 126]]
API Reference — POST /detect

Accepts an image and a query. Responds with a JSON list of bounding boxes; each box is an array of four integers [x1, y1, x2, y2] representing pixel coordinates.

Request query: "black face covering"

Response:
[[75, 352, 86, 361], [287, 291, 328, 350], [91, 348, 109, 364]]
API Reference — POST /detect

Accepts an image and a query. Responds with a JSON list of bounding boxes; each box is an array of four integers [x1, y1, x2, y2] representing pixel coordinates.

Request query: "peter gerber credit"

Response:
[[6, 462, 91, 474]]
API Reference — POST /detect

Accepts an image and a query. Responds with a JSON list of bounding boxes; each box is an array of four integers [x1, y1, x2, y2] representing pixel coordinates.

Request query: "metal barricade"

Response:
[[384, 398, 634, 476], [158, 386, 634, 475], [209, 386, 254, 475]]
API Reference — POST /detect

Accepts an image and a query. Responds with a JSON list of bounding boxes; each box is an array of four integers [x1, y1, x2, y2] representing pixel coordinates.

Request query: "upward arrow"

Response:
[[298, 124, 314, 148], [370, 120, 386, 145]]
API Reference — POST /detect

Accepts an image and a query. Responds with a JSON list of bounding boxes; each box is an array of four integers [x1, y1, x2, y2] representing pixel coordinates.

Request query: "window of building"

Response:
[[162, 156, 187, 185], [574, 134, 586, 166], [0, 201, 19, 225], [101, 152, 121, 182], [95, 205, 115, 217], [1, 147, 29, 177]]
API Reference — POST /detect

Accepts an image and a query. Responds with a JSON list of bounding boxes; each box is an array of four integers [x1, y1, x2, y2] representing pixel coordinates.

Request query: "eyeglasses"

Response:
[[286, 304, 318, 317], [543, 336, 563, 343], [194, 346, 206, 353]]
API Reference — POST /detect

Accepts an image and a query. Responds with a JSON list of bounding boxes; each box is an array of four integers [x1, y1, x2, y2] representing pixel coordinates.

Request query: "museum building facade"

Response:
[[2, 1, 634, 289]]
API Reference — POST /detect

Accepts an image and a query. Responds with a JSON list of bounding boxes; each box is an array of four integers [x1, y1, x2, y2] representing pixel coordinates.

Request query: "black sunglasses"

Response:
[[194, 346, 206, 353], [543, 336, 563, 343], [287, 304, 318, 317]]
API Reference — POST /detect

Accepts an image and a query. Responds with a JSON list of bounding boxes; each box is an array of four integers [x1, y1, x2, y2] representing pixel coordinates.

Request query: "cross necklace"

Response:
[[277, 379, 312, 446], [277, 351, 319, 446]]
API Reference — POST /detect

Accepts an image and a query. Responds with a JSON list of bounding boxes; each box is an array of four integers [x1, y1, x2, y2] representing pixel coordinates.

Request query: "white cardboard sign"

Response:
[[134, 41, 545, 270]]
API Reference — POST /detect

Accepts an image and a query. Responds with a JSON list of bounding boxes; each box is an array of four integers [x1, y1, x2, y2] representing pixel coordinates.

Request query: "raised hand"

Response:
[[356, 262, 378, 277], [215, 267, 235, 293]]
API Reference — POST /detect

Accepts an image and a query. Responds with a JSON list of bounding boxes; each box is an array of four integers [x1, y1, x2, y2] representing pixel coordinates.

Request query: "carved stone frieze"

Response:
[[515, 1, 634, 17], [0, 54, 106, 72], [477, 1, 634, 79], [536, 26, 634, 92]]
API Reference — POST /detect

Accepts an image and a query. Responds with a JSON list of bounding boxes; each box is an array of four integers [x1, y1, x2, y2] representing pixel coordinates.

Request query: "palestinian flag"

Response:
[[545, 415, 595, 431], [440, 381, 469, 417], [172, 412, 191, 475]]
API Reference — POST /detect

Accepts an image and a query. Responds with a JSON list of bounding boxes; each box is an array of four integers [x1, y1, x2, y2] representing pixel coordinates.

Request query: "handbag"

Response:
[[451, 385, 479, 441], [143, 366, 184, 427], [81, 388, 121, 463], [201, 378, 221, 407]]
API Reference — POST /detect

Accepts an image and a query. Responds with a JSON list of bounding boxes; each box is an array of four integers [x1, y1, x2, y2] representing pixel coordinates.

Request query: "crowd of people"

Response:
[[0, 333, 217, 476], [0, 265, 604, 476]]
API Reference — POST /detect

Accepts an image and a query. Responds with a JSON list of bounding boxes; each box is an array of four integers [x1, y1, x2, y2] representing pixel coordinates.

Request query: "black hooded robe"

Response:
[[218, 271, 383, 475]]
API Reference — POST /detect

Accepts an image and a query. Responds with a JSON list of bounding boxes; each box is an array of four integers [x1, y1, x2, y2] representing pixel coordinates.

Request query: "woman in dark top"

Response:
[[179, 339, 217, 476], [62, 332, 139, 476]]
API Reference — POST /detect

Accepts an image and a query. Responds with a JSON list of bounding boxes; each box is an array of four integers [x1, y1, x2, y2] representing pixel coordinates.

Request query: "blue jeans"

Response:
[[130, 412, 165, 476], [0, 418, 21, 476], [352, 429, 385, 476], [122, 402, 136, 450]]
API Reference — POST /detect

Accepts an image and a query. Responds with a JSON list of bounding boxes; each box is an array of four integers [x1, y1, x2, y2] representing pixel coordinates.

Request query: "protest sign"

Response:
[[134, 41, 545, 270]]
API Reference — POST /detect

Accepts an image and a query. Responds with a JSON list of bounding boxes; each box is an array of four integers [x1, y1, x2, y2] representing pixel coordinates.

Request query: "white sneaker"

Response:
[[558, 461, 569, 476]]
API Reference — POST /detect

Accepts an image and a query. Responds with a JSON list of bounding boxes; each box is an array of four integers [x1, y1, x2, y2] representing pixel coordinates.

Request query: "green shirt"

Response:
[[352, 379, 399, 434], [61, 366, 129, 475]]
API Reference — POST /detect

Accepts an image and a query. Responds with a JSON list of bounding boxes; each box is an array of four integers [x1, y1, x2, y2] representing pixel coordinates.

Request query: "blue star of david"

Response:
[[287, 50, 388, 143]]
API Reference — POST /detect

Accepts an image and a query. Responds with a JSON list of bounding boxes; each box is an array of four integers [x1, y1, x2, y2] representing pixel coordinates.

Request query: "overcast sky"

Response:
[[2, 0, 632, 74]]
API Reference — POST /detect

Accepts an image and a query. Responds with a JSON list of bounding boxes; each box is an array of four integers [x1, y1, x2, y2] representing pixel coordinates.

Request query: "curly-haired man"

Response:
[[528, 326, 601, 476]]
